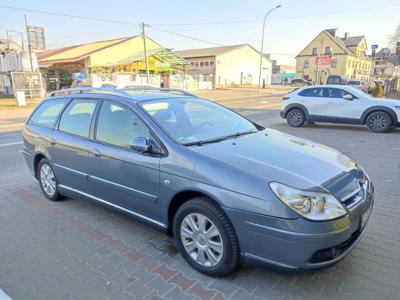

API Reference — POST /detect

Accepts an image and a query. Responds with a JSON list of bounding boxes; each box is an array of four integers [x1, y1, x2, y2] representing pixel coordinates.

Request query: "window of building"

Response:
[[352, 61, 355, 68], [304, 60, 309, 68], [29, 99, 68, 128], [331, 59, 337, 68], [312, 48, 317, 56], [348, 60, 351, 68], [96, 101, 150, 149], [200, 62, 204, 68], [59, 100, 97, 138], [325, 47, 332, 55], [204, 61, 209, 68], [210, 61, 215, 67], [194, 62, 199, 68]]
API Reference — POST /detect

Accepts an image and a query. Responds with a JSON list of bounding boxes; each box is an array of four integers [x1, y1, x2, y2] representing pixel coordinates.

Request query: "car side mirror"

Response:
[[343, 94, 353, 101], [129, 137, 152, 153]]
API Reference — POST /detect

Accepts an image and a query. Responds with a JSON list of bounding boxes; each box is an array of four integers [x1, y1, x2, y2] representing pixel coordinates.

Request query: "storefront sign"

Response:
[[155, 62, 171, 67], [315, 56, 332, 65]]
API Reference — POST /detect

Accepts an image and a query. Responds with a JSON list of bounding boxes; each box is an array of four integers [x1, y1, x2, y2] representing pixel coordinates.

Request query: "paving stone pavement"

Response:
[[1, 108, 400, 300]]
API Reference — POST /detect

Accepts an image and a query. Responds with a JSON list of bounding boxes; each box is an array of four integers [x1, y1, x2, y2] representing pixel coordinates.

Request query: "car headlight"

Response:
[[269, 182, 347, 221]]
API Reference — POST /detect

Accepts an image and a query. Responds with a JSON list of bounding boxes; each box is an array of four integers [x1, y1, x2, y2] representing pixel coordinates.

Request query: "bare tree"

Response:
[[388, 23, 400, 47]]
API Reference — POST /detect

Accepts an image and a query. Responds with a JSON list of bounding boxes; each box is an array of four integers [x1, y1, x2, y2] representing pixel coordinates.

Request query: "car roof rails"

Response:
[[49, 87, 131, 98], [120, 87, 196, 97], [49, 86, 197, 98]]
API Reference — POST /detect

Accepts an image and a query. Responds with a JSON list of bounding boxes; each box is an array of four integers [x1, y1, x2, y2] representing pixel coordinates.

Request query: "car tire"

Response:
[[38, 158, 63, 201], [287, 108, 306, 127], [366, 111, 392, 133], [173, 197, 239, 277]]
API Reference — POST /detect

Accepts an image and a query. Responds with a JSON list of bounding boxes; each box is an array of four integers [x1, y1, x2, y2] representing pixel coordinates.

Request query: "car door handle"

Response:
[[90, 148, 102, 157], [48, 138, 56, 145]]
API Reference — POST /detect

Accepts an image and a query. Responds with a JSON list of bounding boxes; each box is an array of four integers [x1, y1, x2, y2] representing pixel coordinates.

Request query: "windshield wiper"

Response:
[[183, 130, 257, 147]]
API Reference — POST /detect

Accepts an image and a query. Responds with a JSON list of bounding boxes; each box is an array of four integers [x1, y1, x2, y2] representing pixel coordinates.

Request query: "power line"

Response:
[[149, 26, 224, 47], [47, 26, 135, 40], [0, 4, 137, 25], [151, 3, 400, 26]]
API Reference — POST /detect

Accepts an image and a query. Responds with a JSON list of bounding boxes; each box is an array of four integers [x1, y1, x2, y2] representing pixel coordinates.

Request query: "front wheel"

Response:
[[366, 111, 392, 133], [286, 108, 306, 127], [173, 197, 239, 277]]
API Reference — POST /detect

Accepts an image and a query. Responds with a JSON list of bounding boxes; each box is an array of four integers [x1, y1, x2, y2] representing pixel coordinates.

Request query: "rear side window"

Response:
[[59, 100, 97, 138], [29, 99, 68, 128], [298, 88, 323, 97]]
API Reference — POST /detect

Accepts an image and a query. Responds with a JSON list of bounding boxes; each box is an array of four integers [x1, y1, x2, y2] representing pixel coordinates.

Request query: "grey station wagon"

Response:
[[23, 87, 374, 276]]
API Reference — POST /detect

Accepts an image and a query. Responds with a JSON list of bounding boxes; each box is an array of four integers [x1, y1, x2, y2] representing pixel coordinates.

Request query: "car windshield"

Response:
[[348, 81, 360, 85], [140, 97, 259, 145]]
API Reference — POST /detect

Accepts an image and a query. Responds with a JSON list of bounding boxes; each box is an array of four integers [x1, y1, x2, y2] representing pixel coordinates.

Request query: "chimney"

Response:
[[344, 32, 349, 40], [325, 29, 337, 37]]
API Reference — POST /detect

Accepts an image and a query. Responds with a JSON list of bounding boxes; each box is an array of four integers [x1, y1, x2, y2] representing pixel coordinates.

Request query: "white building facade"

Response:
[[177, 44, 272, 88]]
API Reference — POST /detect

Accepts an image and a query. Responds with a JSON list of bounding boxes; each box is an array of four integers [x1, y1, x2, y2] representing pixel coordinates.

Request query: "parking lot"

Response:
[[1, 89, 400, 300]]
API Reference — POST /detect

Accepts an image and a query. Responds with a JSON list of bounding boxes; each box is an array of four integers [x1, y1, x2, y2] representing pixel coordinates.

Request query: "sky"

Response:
[[0, 0, 399, 65]]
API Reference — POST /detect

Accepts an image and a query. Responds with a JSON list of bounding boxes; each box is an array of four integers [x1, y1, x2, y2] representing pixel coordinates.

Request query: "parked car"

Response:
[[280, 85, 400, 132], [348, 80, 368, 93], [326, 75, 347, 85], [23, 87, 373, 276], [291, 78, 312, 87]]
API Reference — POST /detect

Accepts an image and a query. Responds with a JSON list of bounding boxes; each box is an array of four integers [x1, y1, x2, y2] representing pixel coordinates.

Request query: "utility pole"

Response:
[[315, 54, 320, 84], [141, 22, 150, 85], [257, 5, 281, 92], [24, 15, 34, 72]]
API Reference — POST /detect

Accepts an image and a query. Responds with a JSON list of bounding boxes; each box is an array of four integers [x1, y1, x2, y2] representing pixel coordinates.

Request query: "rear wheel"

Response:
[[366, 111, 392, 133], [38, 159, 63, 201], [287, 108, 306, 127], [173, 197, 239, 277]]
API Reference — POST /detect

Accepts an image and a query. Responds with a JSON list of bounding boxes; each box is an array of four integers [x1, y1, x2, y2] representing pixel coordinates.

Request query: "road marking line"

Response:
[[0, 141, 23, 147], [0, 133, 22, 138]]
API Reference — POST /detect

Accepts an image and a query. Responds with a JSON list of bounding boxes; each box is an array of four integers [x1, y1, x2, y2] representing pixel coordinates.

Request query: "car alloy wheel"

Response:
[[173, 197, 239, 276], [366, 111, 392, 133], [180, 213, 224, 267], [40, 163, 56, 196], [37, 158, 63, 201], [287, 108, 305, 127]]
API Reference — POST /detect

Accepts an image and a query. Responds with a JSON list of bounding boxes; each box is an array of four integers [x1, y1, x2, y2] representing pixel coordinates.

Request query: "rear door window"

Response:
[[298, 88, 324, 97], [58, 100, 97, 138], [29, 99, 68, 128]]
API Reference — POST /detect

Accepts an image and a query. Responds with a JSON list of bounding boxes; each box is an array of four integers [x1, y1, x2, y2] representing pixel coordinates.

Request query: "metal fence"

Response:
[[11, 71, 45, 100]]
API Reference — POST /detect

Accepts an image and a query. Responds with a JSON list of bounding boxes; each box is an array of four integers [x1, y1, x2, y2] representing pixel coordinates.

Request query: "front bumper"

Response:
[[225, 190, 373, 270]]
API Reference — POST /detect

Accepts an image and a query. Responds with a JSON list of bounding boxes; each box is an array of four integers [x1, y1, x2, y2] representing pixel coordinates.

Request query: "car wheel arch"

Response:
[[361, 106, 397, 125], [285, 104, 310, 120], [33, 153, 47, 179], [166, 190, 223, 235]]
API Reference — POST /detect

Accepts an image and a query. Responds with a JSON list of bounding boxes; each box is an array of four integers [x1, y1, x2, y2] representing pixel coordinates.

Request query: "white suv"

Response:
[[280, 85, 400, 133]]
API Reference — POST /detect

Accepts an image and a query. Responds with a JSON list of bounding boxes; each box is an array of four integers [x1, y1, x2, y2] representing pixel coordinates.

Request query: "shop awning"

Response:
[[91, 48, 190, 69]]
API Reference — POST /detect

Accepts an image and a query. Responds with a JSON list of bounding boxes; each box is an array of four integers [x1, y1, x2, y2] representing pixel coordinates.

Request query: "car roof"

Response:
[[46, 87, 197, 102]]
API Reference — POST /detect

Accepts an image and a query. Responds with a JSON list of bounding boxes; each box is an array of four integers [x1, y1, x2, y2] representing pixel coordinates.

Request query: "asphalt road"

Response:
[[1, 94, 400, 300]]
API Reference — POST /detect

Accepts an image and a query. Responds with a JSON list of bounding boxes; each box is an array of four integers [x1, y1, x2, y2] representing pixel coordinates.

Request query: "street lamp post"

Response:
[[257, 5, 281, 92]]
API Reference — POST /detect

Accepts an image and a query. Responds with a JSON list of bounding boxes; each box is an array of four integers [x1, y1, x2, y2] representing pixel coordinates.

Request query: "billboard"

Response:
[[27, 26, 46, 51]]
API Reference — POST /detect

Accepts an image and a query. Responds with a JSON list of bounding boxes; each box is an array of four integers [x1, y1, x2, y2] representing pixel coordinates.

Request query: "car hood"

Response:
[[189, 129, 363, 201], [371, 98, 400, 106]]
